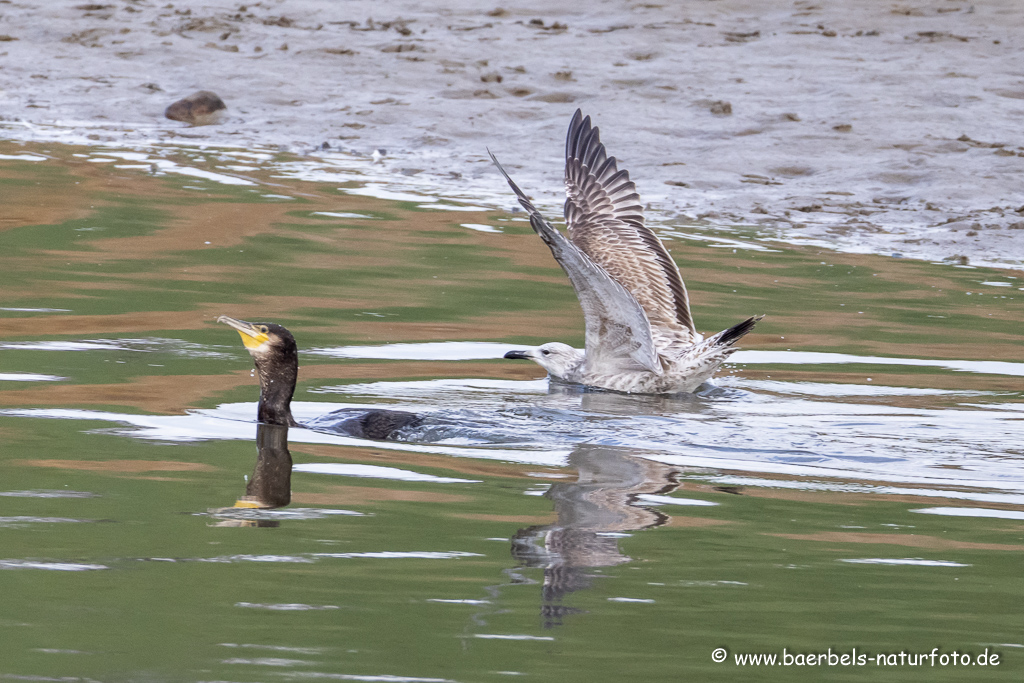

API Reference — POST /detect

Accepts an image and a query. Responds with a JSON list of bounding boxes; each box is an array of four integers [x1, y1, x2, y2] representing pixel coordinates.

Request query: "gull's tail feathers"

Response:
[[707, 315, 764, 349]]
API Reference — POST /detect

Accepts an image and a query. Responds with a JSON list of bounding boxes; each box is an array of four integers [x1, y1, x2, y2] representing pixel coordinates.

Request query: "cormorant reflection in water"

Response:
[[209, 423, 292, 527]]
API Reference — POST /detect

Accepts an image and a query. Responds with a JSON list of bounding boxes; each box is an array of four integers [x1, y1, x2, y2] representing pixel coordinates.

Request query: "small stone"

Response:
[[165, 90, 226, 125], [709, 100, 732, 116]]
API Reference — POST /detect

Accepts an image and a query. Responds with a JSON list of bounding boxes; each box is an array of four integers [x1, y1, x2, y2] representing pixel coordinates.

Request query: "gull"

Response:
[[491, 109, 763, 394]]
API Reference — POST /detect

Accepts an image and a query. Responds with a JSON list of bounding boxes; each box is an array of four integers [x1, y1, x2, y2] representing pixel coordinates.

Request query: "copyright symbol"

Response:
[[712, 647, 728, 663]]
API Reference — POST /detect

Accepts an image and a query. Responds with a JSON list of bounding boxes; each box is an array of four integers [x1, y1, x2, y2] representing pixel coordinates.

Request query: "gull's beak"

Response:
[[504, 349, 531, 360], [218, 315, 269, 351]]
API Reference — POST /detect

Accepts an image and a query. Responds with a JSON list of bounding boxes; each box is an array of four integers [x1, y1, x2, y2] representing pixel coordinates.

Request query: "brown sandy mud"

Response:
[[1, 0, 1022, 268]]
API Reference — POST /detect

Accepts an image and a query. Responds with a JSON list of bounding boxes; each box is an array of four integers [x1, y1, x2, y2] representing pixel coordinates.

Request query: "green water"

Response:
[[0, 142, 1022, 681]]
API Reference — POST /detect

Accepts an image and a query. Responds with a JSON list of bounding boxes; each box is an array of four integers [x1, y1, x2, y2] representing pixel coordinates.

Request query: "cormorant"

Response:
[[218, 316, 421, 440]]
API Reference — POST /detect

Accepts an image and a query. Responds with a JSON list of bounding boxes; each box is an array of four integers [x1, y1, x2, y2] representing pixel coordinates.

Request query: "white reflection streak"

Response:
[[313, 552, 483, 560], [0, 373, 65, 382], [293, 463, 480, 483], [290, 464, 477, 485], [910, 507, 1024, 520], [0, 153, 47, 161], [0, 560, 108, 571], [284, 676, 457, 682], [732, 350, 1024, 377], [692, 476, 1024, 505], [473, 634, 554, 641], [634, 495, 718, 507], [235, 602, 339, 611], [223, 657, 312, 667], [839, 558, 971, 567]]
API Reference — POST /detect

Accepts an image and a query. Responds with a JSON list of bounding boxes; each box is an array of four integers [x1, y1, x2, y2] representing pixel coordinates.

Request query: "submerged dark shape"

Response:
[[218, 316, 421, 440], [492, 109, 764, 394]]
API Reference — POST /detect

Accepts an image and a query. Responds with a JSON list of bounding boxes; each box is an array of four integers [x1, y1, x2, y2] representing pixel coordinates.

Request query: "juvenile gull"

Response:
[[492, 109, 763, 394]]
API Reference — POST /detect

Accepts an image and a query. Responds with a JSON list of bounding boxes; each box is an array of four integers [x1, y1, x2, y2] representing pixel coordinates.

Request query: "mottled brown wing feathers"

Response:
[[563, 109, 697, 341], [489, 150, 663, 376]]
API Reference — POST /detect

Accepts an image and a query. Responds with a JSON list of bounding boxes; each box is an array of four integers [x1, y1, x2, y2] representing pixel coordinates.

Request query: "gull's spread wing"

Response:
[[490, 150, 662, 376], [563, 110, 697, 347]]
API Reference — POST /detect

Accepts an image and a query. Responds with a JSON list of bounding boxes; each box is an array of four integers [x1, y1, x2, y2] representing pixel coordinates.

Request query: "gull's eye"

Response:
[[541, 349, 550, 356]]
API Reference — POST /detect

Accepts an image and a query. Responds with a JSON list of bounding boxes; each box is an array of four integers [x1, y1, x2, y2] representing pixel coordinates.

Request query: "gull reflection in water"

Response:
[[209, 423, 293, 527], [510, 444, 683, 628]]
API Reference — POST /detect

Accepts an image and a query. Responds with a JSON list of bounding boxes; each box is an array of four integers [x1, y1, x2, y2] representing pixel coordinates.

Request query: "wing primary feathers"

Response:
[[488, 148, 541, 216], [487, 150, 565, 255], [563, 112, 697, 336]]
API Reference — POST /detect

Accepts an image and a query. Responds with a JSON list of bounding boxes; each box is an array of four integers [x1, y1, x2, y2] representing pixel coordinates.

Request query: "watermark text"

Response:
[[711, 647, 1000, 667]]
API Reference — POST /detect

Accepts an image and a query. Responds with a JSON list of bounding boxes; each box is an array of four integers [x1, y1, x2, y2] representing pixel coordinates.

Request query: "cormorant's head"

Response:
[[218, 316, 299, 426], [503, 342, 584, 380], [218, 316, 297, 364]]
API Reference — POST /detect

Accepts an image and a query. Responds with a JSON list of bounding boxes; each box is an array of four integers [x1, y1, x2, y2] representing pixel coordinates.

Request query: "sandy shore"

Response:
[[1, 0, 1022, 269]]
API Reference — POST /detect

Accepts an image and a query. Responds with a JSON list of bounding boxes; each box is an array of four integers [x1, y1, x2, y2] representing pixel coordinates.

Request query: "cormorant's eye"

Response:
[[260, 326, 269, 334]]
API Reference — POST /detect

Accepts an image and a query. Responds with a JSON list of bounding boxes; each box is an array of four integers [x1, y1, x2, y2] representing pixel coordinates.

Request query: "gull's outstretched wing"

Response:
[[490, 151, 662, 376], [563, 109, 697, 346]]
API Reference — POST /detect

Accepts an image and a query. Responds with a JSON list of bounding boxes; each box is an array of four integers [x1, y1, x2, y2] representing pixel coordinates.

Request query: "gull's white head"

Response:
[[504, 342, 584, 380]]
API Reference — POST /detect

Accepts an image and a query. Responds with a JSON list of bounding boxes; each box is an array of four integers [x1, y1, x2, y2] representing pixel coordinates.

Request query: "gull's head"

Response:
[[503, 342, 583, 380], [218, 316, 297, 378]]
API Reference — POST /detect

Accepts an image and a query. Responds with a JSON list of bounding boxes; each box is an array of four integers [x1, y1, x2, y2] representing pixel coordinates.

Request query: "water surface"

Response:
[[0, 142, 1021, 681]]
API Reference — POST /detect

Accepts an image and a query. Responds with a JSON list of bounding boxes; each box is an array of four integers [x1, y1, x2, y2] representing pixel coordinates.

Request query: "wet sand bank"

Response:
[[1, 0, 1022, 269]]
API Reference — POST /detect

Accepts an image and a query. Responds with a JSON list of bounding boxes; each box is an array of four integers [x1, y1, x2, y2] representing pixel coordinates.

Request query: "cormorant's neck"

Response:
[[254, 353, 299, 427]]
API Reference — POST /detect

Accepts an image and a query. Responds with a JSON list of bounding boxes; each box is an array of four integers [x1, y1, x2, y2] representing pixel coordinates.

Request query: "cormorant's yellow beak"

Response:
[[217, 315, 270, 351]]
